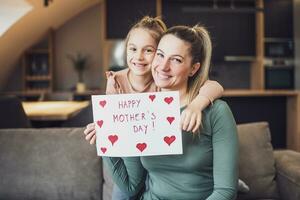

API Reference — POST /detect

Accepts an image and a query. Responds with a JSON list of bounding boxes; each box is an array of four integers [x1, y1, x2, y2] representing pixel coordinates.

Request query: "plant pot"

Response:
[[76, 82, 86, 93]]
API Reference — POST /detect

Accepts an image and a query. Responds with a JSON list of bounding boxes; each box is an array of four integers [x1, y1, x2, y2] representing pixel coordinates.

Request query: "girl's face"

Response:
[[126, 28, 157, 76], [151, 34, 195, 92]]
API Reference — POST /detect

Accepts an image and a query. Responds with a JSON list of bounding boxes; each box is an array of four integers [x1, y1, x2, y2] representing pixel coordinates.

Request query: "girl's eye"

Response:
[[156, 52, 164, 58], [145, 48, 154, 54], [129, 47, 136, 52]]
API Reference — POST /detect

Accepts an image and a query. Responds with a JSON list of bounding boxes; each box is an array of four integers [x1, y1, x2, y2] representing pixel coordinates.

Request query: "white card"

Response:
[[92, 91, 182, 157]]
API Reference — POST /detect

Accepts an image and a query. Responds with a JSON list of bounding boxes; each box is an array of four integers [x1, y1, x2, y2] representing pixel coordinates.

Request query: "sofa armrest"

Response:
[[274, 150, 300, 200]]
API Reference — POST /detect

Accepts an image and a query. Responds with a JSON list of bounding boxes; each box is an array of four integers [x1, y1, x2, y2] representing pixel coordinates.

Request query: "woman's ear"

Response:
[[189, 62, 201, 77]]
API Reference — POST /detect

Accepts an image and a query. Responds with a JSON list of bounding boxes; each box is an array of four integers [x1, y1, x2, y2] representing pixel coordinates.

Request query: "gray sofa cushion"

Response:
[[274, 150, 300, 200], [237, 122, 279, 200], [0, 128, 102, 200]]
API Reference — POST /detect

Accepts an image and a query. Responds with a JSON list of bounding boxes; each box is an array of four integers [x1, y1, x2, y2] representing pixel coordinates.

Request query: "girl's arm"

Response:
[[181, 80, 223, 133]]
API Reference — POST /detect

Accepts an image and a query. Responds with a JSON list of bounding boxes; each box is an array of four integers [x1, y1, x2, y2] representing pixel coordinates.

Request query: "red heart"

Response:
[[149, 95, 156, 102], [136, 143, 147, 152], [166, 117, 175, 125], [99, 100, 106, 108], [164, 97, 173, 104], [97, 120, 103, 128], [108, 135, 118, 146], [164, 135, 176, 146], [100, 147, 107, 154]]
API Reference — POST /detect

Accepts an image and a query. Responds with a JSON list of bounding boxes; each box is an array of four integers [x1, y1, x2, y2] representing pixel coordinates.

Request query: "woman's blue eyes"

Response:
[[156, 53, 182, 63], [171, 58, 182, 63]]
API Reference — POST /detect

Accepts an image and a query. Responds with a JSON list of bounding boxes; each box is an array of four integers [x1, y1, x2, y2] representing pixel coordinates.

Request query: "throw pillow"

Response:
[[237, 122, 279, 199]]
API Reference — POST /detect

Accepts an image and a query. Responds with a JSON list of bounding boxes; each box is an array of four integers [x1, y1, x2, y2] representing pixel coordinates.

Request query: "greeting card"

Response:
[[91, 91, 182, 157]]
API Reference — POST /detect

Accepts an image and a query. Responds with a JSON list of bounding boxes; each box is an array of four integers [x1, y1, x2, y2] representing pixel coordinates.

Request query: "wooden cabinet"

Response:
[[162, 0, 256, 62], [22, 30, 54, 94], [264, 0, 293, 38], [101, 0, 295, 90], [105, 0, 156, 39]]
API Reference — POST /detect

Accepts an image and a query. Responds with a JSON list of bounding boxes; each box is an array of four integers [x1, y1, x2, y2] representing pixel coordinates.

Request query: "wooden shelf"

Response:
[[224, 89, 299, 97], [22, 30, 54, 93], [25, 76, 51, 81]]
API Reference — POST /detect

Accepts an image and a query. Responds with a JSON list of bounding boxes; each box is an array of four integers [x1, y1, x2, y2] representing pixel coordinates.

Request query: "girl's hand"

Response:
[[84, 123, 97, 145], [181, 104, 202, 133]]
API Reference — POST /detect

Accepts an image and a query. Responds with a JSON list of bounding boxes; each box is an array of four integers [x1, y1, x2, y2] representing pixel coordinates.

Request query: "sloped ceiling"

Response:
[[0, 0, 102, 90]]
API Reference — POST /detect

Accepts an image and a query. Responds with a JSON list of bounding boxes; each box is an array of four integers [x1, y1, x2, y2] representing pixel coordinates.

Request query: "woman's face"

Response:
[[151, 34, 194, 92], [126, 28, 157, 76]]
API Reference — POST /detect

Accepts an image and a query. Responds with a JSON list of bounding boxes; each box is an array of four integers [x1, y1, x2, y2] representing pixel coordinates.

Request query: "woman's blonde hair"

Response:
[[163, 25, 212, 104]]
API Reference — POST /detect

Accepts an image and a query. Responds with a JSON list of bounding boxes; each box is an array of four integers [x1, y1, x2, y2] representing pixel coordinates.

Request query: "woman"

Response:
[[84, 17, 224, 200], [103, 25, 238, 200]]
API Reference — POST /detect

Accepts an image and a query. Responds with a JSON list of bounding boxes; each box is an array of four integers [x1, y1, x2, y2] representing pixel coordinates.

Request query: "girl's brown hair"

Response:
[[125, 16, 167, 49]]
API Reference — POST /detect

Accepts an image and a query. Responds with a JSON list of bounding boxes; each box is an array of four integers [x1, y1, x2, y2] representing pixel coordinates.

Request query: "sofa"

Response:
[[0, 122, 299, 200]]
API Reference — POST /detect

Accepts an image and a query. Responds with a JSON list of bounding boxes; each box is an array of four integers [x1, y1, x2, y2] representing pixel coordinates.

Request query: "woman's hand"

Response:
[[84, 122, 97, 144], [181, 103, 202, 133]]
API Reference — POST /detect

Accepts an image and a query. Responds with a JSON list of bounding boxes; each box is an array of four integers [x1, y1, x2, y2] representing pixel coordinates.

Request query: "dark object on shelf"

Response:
[[265, 67, 294, 89], [0, 95, 31, 128], [264, 37, 294, 90], [265, 38, 294, 58]]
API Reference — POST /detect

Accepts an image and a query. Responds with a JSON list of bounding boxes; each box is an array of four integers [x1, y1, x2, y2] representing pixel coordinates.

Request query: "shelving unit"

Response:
[[22, 30, 54, 94], [101, 0, 265, 89]]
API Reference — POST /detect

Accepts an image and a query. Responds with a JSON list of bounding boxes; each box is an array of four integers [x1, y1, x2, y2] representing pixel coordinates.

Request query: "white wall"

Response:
[[0, 0, 100, 91], [54, 3, 105, 91]]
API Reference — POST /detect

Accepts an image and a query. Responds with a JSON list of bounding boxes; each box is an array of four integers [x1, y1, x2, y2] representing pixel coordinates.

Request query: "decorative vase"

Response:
[[76, 82, 86, 93]]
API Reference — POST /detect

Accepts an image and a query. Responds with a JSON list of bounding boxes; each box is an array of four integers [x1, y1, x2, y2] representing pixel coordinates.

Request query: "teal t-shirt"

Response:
[[104, 100, 239, 200]]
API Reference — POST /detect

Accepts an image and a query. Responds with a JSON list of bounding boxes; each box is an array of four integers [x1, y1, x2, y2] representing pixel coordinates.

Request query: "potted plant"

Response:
[[67, 52, 89, 92]]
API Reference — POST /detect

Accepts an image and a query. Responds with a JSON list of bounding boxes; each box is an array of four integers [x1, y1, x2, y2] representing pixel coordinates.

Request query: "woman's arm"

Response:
[[103, 157, 147, 197], [181, 80, 224, 133], [206, 101, 238, 200]]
